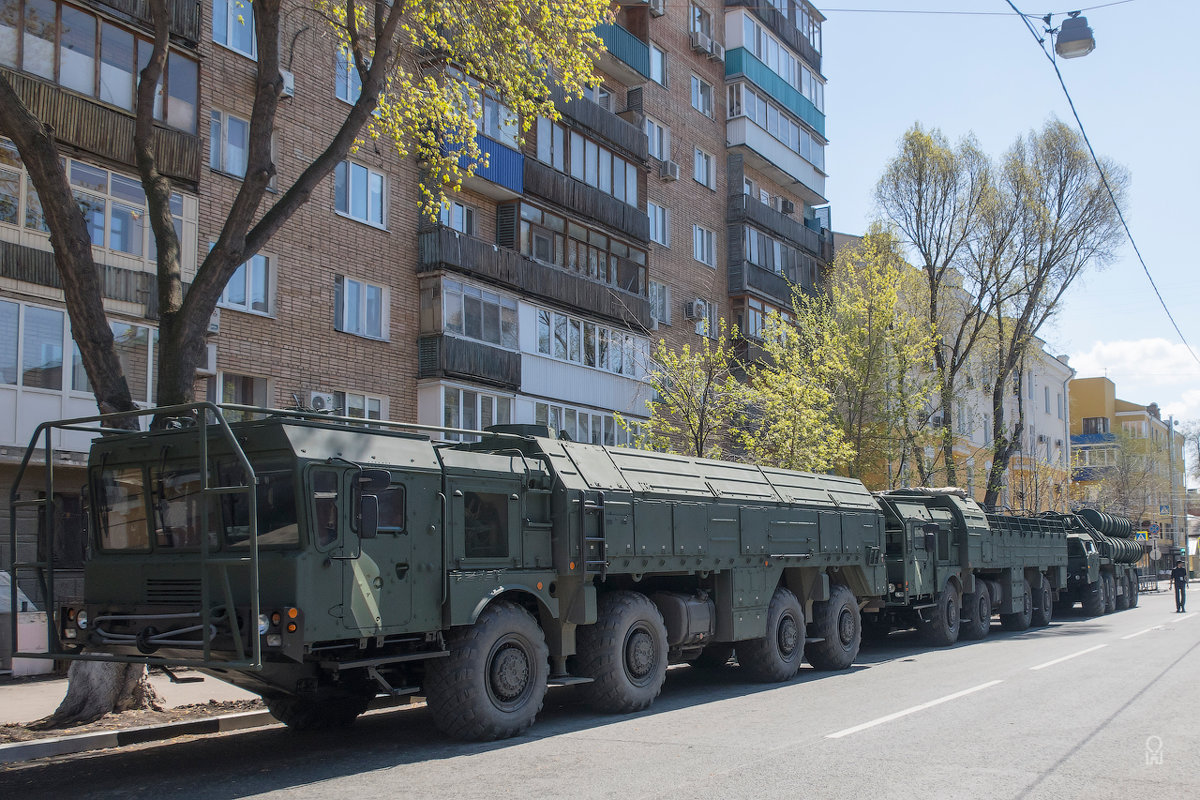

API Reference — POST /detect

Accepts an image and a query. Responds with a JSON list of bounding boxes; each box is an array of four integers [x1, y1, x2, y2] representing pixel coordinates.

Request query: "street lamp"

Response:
[[1053, 12, 1096, 59]]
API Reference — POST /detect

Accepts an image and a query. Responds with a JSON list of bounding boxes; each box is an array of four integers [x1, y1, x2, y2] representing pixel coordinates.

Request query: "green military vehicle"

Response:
[[1042, 510, 1142, 616], [9, 404, 887, 740], [866, 489, 1068, 643]]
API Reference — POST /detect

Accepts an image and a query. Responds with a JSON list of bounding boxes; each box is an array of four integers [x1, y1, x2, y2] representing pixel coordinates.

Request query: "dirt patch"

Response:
[[0, 699, 266, 745]]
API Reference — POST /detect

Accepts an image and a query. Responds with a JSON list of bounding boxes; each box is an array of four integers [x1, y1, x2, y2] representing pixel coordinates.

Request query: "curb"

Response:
[[0, 710, 278, 765]]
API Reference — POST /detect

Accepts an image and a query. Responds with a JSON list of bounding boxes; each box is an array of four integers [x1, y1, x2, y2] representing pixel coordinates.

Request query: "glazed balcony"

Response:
[[555, 88, 649, 162], [524, 159, 650, 243], [597, 22, 650, 84], [418, 225, 652, 330], [726, 116, 826, 206], [417, 335, 521, 389], [727, 194, 832, 260], [726, 1, 821, 72], [728, 259, 796, 308], [724, 48, 824, 139]]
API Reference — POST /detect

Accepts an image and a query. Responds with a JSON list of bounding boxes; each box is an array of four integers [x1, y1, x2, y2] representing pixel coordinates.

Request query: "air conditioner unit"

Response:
[[649, 0, 665, 17], [690, 32, 712, 54], [1055, 438, 1064, 447], [659, 159, 680, 181], [771, 197, 795, 215], [207, 308, 220, 334], [708, 42, 725, 62], [1037, 434, 1048, 443], [310, 391, 336, 412], [279, 69, 295, 99], [684, 298, 708, 320]]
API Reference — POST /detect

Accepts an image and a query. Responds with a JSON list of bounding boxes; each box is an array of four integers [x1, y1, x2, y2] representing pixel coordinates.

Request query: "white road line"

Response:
[[824, 680, 1003, 739], [1178, 612, 1196, 622], [1121, 625, 1163, 640], [1029, 644, 1106, 671]]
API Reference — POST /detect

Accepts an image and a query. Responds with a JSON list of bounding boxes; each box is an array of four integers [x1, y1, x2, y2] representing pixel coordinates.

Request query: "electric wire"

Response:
[[820, 1, 1135, 16], [1002, 0, 1200, 370]]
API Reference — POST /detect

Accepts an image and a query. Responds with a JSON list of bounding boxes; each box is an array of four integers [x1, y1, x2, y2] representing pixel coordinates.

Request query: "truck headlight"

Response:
[[258, 614, 270, 635], [887, 583, 896, 593], [76, 610, 88, 630]]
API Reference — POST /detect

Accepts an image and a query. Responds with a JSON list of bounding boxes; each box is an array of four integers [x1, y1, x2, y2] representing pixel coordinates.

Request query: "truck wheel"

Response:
[[739, 587, 806, 681], [807, 584, 861, 670], [692, 643, 735, 670], [1115, 574, 1130, 611], [1101, 573, 1116, 614], [424, 601, 549, 741], [1128, 574, 1140, 608], [1080, 581, 1105, 616], [576, 591, 668, 713], [267, 689, 373, 731], [917, 583, 961, 646], [1000, 579, 1033, 631], [1030, 580, 1054, 627], [959, 581, 991, 641]]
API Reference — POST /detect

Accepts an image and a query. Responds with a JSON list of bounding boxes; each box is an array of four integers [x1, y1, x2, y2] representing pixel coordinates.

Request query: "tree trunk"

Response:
[[31, 661, 162, 729]]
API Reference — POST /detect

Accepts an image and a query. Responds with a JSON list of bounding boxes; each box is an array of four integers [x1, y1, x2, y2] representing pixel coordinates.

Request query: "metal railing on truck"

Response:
[[6, 402, 265, 671]]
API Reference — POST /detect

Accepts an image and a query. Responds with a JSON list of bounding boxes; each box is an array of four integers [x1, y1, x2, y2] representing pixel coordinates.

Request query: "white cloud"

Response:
[[1070, 338, 1200, 421]]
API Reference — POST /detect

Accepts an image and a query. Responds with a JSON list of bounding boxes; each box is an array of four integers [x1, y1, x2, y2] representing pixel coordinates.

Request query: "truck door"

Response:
[[446, 476, 521, 570]]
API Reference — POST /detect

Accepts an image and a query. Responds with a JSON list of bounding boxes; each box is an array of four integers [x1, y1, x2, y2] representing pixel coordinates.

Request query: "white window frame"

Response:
[[442, 278, 519, 351], [335, 46, 362, 104], [209, 110, 250, 178], [439, 200, 476, 235], [696, 299, 718, 338], [645, 116, 670, 161], [648, 202, 670, 247], [690, 75, 714, 117], [443, 384, 514, 442], [335, 275, 388, 340], [218, 251, 273, 316], [535, 400, 643, 448], [693, 147, 714, 189], [332, 389, 386, 421], [690, 3, 713, 37], [213, 0, 257, 60], [649, 42, 667, 86], [649, 281, 671, 326], [693, 224, 715, 267], [335, 160, 387, 228]]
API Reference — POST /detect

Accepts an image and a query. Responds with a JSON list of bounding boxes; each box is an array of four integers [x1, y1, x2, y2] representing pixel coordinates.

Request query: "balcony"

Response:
[[727, 117, 826, 205], [95, 0, 202, 42], [1, 69, 201, 184], [417, 335, 521, 389], [418, 225, 652, 329], [524, 159, 650, 243], [597, 22, 650, 84], [556, 88, 648, 162], [725, 48, 825, 139], [726, 1, 821, 72], [461, 134, 524, 200], [728, 259, 796, 307], [727, 194, 831, 260], [0, 240, 156, 312]]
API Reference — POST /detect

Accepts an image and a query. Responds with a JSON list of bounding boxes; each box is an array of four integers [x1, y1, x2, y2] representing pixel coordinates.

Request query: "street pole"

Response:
[[1168, 416, 1179, 565]]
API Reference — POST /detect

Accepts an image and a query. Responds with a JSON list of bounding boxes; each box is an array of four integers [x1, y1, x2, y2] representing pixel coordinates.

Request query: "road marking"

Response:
[[1029, 644, 1106, 671], [824, 680, 1003, 739], [1121, 625, 1163, 640], [1178, 612, 1195, 622]]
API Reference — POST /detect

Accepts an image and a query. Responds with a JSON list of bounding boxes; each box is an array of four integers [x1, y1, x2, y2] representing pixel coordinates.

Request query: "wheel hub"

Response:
[[489, 643, 530, 703], [778, 613, 800, 656], [836, 608, 855, 646], [625, 627, 656, 680]]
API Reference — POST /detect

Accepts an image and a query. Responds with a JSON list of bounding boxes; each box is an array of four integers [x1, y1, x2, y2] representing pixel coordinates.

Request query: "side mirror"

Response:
[[359, 494, 379, 539]]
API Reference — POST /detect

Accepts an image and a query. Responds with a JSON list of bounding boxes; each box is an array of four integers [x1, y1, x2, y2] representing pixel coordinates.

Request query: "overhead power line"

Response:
[[820, 1, 1135, 16], [1001, 0, 1200, 370]]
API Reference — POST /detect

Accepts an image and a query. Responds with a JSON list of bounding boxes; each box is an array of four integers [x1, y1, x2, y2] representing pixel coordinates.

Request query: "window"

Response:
[[220, 252, 271, 314], [649, 281, 671, 326], [213, 0, 256, 59], [0, 2, 197, 132], [71, 321, 152, 400], [649, 42, 667, 85], [690, 75, 713, 117], [209, 110, 249, 178], [439, 200, 475, 235], [582, 83, 613, 111], [461, 490, 509, 558], [693, 224, 715, 267], [335, 161, 386, 227], [743, 226, 814, 283], [645, 117, 669, 161], [536, 308, 646, 378], [1044, 386, 1051, 413], [742, 15, 824, 112], [214, 372, 268, 421], [334, 390, 384, 421], [1082, 417, 1109, 435], [335, 275, 386, 339], [535, 401, 642, 447], [695, 299, 718, 337], [693, 148, 714, 189], [478, 93, 518, 149], [514, 203, 647, 294], [690, 3, 713, 37], [443, 278, 517, 349], [1057, 392, 1063, 419], [335, 45, 361, 104], [443, 385, 513, 442], [535, 119, 638, 208], [735, 296, 790, 340], [727, 83, 825, 171], [648, 202, 670, 246]]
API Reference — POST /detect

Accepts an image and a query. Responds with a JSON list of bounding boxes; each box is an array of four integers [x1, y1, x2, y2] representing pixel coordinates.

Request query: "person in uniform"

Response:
[[1171, 560, 1187, 613]]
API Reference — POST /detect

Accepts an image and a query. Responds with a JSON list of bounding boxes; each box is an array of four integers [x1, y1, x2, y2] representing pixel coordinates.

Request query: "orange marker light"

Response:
[[569, 561, 576, 571], [270, 612, 281, 626], [287, 608, 299, 619], [536, 582, 544, 591], [287, 622, 297, 633]]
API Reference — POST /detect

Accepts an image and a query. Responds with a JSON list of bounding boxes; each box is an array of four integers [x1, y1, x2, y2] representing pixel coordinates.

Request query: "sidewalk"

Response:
[[0, 670, 257, 726]]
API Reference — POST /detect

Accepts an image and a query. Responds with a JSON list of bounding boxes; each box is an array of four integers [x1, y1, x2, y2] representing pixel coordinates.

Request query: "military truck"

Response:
[[865, 489, 1068, 644], [9, 403, 888, 741], [1041, 510, 1142, 616]]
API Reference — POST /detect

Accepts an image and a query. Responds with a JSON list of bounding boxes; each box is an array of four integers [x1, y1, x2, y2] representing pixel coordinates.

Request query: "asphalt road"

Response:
[[1, 587, 1195, 800]]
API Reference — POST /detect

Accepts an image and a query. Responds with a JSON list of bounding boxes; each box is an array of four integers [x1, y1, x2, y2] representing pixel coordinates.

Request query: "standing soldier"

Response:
[[1171, 560, 1188, 612]]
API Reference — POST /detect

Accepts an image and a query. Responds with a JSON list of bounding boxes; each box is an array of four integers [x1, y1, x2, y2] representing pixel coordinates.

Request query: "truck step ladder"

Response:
[[581, 491, 608, 580]]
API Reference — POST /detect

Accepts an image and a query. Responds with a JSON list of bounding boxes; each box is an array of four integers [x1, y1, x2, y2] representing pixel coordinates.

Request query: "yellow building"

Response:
[[1070, 376, 1187, 559]]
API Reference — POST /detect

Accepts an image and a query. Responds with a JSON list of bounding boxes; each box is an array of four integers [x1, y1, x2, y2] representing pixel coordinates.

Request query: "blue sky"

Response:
[[820, 0, 1200, 443]]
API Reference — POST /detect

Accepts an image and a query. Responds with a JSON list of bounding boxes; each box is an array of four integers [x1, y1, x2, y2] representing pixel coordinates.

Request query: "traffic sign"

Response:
[[1160, 504, 1171, 515], [1149, 522, 1160, 534], [1152, 547, 1161, 560], [1135, 531, 1148, 541]]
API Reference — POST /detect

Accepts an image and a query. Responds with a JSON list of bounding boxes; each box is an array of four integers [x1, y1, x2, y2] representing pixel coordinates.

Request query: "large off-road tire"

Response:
[[806, 584, 861, 670], [917, 582, 961, 646], [576, 591, 669, 713], [1000, 579, 1033, 631], [1080, 580, 1105, 616], [423, 601, 549, 741], [1101, 573, 1116, 615], [959, 581, 992, 641], [268, 690, 374, 732], [738, 586, 806, 681], [1128, 573, 1140, 608], [691, 643, 735, 670], [1030, 579, 1054, 627], [1115, 574, 1130, 611]]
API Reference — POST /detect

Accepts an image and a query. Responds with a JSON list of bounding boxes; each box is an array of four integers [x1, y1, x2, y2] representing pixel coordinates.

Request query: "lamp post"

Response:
[[1044, 11, 1097, 59]]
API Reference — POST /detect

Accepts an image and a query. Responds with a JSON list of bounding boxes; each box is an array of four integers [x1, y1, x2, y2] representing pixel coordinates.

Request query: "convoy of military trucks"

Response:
[[7, 404, 1148, 741]]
